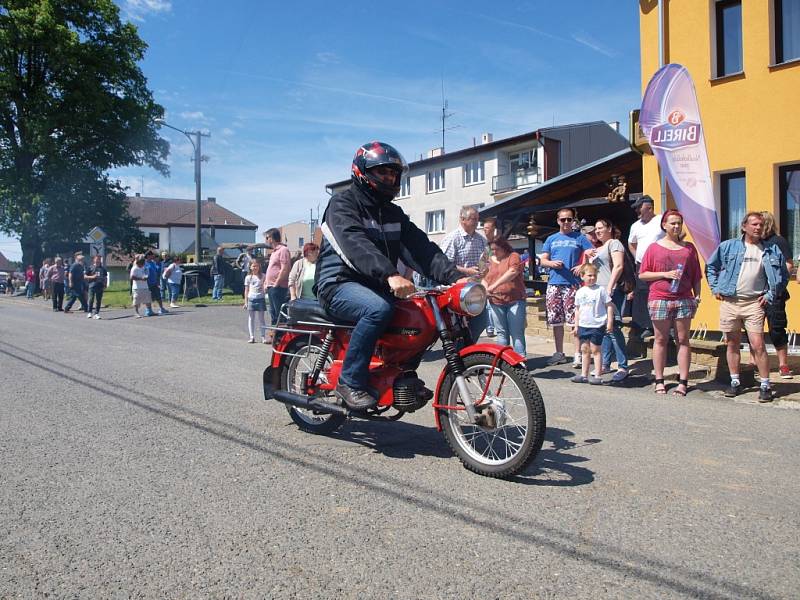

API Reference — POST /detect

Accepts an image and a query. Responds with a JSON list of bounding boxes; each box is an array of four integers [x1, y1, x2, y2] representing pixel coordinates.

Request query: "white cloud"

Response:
[[571, 33, 618, 58], [178, 111, 208, 122], [121, 0, 172, 22], [314, 52, 340, 65]]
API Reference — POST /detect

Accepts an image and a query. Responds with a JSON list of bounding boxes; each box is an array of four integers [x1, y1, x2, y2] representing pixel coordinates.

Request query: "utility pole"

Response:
[[192, 130, 210, 262]]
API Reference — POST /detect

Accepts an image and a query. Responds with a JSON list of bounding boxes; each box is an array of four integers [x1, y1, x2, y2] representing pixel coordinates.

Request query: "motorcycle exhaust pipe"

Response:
[[273, 390, 349, 416]]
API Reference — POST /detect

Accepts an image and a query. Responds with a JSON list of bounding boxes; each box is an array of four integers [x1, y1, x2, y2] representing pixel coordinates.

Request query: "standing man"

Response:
[[628, 195, 664, 340], [48, 257, 65, 311], [264, 228, 291, 342], [539, 207, 594, 366], [211, 246, 225, 301], [85, 255, 108, 319], [39, 258, 51, 301], [144, 250, 167, 315], [63, 253, 89, 314], [440, 206, 489, 340], [706, 212, 788, 401], [160, 251, 171, 296]]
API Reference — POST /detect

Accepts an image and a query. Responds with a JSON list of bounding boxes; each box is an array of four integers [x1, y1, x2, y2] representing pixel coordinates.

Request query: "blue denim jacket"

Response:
[[705, 237, 788, 304]]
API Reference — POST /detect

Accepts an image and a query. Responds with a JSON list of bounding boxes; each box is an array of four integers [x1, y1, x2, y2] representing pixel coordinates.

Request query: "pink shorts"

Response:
[[546, 284, 577, 326]]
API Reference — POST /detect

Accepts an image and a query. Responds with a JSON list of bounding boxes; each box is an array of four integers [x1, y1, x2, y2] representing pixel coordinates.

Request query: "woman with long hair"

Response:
[[482, 236, 527, 355], [638, 210, 703, 395], [288, 242, 320, 301], [760, 211, 794, 379], [590, 218, 629, 382]]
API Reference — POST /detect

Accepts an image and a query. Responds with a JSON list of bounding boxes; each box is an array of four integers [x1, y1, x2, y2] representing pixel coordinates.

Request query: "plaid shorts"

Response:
[[546, 284, 577, 326], [647, 298, 698, 321]]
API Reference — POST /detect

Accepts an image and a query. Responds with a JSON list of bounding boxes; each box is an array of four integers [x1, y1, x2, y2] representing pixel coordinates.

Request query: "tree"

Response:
[[0, 0, 169, 272]]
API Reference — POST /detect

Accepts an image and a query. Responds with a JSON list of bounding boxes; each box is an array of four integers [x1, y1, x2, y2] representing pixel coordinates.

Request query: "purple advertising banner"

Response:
[[640, 63, 720, 260]]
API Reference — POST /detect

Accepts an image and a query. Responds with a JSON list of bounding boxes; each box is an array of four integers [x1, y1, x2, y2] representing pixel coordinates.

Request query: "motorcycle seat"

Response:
[[284, 298, 354, 327]]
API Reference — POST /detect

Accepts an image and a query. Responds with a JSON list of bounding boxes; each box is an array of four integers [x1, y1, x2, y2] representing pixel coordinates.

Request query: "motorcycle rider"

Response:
[[315, 141, 467, 410]]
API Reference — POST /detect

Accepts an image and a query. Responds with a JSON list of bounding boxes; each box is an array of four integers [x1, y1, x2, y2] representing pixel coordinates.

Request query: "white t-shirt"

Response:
[[245, 274, 265, 299], [736, 242, 767, 299], [130, 265, 148, 290], [166, 264, 183, 284], [628, 215, 665, 263], [574, 285, 611, 328]]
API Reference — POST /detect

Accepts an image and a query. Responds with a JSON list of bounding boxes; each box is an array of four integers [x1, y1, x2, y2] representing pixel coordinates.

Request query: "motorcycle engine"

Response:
[[392, 372, 433, 412]]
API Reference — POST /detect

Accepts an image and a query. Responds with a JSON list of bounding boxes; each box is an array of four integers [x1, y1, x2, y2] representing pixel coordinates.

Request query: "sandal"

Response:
[[654, 378, 666, 394], [672, 378, 689, 396]]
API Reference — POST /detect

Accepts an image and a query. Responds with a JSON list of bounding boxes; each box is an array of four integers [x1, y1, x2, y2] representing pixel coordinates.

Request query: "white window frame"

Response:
[[399, 175, 411, 198], [426, 168, 446, 193], [463, 160, 485, 186], [425, 210, 446, 234]]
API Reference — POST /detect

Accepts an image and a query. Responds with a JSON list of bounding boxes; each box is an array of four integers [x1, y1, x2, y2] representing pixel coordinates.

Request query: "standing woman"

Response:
[[163, 257, 183, 308], [25, 265, 35, 298], [288, 242, 320, 301], [638, 210, 702, 395], [590, 219, 629, 382], [482, 237, 527, 355], [243, 260, 268, 343], [760, 212, 794, 378]]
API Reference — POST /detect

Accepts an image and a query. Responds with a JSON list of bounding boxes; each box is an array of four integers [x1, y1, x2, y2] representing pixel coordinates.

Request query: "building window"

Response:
[[298, 237, 304, 248], [147, 233, 160, 249], [716, 0, 743, 77], [776, 0, 800, 64], [720, 172, 746, 241], [426, 169, 445, 193], [425, 210, 445, 234], [779, 164, 800, 260], [399, 175, 411, 198], [463, 160, 485, 186], [508, 148, 539, 187]]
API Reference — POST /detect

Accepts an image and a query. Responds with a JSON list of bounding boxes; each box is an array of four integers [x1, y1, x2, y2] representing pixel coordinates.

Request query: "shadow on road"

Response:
[[0, 340, 779, 600], [513, 427, 596, 486]]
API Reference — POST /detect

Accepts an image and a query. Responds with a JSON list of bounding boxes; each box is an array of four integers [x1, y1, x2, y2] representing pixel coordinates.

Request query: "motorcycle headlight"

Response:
[[459, 283, 487, 316]]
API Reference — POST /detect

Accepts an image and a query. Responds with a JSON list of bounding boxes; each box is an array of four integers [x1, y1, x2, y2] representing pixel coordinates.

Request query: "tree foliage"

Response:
[[0, 0, 169, 266]]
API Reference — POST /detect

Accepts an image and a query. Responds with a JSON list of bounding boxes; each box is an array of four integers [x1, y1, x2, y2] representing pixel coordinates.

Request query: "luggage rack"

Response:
[[262, 305, 354, 359]]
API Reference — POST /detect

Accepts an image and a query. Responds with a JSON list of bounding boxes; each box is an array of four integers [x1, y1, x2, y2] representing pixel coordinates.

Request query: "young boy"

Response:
[[572, 263, 614, 385]]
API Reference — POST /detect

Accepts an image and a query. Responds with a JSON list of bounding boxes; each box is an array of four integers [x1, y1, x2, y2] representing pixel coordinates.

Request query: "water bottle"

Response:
[[669, 263, 684, 293]]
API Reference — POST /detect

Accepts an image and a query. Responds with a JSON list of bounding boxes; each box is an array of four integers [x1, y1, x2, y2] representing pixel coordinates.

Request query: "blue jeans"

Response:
[[602, 288, 629, 370], [468, 305, 490, 342], [64, 284, 88, 312], [323, 282, 395, 390], [26, 281, 33, 298], [212, 274, 224, 299], [489, 300, 527, 355], [168, 282, 181, 303], [267, 286, 290, 326]]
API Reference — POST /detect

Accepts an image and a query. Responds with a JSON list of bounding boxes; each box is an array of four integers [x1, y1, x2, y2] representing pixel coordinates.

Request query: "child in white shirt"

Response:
[[572, 263, 613, 384]]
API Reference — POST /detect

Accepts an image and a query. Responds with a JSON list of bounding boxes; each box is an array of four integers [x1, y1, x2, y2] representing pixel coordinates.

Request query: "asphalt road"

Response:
[[1, 298, 799, 599]]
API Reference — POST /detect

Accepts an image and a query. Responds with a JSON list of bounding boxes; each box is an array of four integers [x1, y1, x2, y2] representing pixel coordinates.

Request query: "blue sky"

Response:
[[1, 0, 642, 261]]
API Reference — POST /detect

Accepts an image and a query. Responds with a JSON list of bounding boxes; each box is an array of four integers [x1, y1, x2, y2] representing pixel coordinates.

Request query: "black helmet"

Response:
[[351, 141, 408, 199]]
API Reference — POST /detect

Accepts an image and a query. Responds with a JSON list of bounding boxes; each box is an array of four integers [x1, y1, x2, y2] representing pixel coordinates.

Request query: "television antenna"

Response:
[[438, 78, 461, 152]]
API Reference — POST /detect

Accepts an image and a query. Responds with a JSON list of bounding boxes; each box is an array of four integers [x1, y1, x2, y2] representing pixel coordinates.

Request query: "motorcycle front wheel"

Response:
[[438, 352, 545, 479], [279, 337, 346, 435]]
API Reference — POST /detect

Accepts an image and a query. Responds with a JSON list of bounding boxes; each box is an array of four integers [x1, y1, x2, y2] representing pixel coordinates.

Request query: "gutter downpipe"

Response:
[[658, 0, 667, 213]]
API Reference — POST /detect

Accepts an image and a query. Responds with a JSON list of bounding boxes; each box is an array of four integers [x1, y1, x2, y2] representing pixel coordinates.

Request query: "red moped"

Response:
[[262, 281, 545, 478]]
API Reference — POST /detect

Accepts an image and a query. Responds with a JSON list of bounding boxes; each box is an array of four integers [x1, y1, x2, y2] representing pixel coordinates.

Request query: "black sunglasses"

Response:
[[558, 217, 574, 223]]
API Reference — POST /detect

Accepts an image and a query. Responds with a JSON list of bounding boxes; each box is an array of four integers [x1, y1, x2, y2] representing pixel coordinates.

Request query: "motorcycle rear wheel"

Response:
[[438, 353, 545, 479], [279, 337, 346, 435]]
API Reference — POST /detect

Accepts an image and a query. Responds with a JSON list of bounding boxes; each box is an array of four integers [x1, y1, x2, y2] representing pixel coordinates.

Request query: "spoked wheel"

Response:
[[279, 337, 345, 435], [438, 353, 546, 478]]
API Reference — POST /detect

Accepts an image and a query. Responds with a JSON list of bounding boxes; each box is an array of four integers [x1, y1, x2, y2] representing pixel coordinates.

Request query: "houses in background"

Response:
[[126, 194, 257, 254], [324, 121, 629, 244]]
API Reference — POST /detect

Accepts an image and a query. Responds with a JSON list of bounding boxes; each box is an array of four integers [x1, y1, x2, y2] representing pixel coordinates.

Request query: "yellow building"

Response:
[[639, 1, 799, 331]]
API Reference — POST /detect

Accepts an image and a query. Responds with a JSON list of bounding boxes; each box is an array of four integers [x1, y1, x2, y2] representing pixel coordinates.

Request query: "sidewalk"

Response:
[[523, 333, 800, 407]]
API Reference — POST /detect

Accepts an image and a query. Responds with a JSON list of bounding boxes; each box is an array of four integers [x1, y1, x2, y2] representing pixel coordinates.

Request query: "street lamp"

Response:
[[155, 118, 210, 263]]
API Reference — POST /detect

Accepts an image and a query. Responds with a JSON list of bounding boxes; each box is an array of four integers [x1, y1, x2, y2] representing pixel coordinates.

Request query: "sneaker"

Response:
[[169, 303, 180, 308], [86, 312, 93, 319], [248, 337, 255, 344], [546, 352, 568, 366], [160, 308, 169, 314], [611, 369, 629, 383], [336, 383, 377, 410], [758, 387, 775, 403], [572, 360, 582, 369], [486, 327, 496, 338], [93, 314, 101, 320], [724, 384, 740, 398], [571, 375, 588, 384], [135, 314, 143, 319], [588, 376, 603, 385], [779, 366, 793, 379], [144, 310, 153, 317]]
